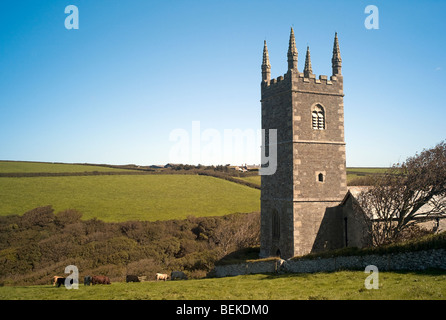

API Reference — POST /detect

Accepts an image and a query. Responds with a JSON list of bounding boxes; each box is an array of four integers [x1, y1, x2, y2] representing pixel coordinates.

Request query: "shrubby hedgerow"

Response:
[[0, 206, 260, 286]]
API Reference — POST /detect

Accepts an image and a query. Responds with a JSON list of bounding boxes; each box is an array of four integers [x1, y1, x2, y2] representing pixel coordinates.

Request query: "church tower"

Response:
[[260, 29, 347, 259]]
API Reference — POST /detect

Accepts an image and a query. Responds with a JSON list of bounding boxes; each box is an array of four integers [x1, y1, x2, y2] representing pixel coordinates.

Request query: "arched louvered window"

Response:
[[312, 105, 325, 130]]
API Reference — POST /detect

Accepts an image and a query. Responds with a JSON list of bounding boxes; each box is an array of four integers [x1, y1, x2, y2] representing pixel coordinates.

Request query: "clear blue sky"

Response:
[[0, 0, 445, 167]]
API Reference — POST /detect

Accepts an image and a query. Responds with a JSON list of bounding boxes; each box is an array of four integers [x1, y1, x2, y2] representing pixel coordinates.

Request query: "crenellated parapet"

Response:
[[261, 71, 343, 101], [293, 72, 343, 96], [261, 30, 343, 101]]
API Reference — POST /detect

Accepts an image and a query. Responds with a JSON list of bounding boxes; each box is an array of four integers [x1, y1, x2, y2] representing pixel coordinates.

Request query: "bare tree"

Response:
[[357, 141, 446, 246], [211, 212, 260, 258]]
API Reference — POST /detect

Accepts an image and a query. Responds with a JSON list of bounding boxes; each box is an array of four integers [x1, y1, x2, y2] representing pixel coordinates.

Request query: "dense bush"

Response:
[[0, 207, 260, 285]]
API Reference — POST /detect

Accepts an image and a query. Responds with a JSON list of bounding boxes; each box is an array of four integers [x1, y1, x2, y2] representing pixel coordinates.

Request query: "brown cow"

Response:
[[91, 275, 111, 285]]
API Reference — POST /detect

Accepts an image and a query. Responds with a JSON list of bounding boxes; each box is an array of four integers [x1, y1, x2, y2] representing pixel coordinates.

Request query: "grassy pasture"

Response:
[[346, 167, 388, 184], [0, 270, 444, 300], [346, 167, 389, 174], [0, 175, 260, 222], [236, 175, 261, 186], [0, 162, 386, 222], [0, 161, 128, 174]]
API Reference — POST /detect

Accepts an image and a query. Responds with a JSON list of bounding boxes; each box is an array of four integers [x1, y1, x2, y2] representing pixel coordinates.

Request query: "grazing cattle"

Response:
[[126, 275, 140, 283], [84, 275, 92, 286], [52, 276, 73, 288], [91, 275, 111, 285], [171, 271, 188, 280], [56, 277, 65, 287], [52, 276, 63, 286], [156, 273, 169, 281]]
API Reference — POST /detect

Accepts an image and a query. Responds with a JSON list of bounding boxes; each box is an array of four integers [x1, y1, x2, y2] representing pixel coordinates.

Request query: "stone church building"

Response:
[[259, 29, 369, 259], [259, 29, 445, 260]]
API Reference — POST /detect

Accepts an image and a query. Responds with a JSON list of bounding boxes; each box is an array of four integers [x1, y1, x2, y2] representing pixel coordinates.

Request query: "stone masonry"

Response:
[[213, 249, 446, 277], [260, 29, 347, 259]]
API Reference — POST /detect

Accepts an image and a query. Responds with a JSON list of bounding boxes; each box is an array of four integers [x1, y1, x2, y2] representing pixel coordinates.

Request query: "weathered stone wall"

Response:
[[260, 199, 294, 258], [213, 260, 278, 278], [260, 44, 348, 260], [213, 249, 446, 277], [260, 72, 294, 259]]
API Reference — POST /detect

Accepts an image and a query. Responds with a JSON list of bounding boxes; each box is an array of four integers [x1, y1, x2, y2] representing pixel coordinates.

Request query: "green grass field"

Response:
[[0, 174, 260, 222], [0, 271, 444, 300], [0, 161, 128, 173], [346, 167, 389, 184], [0, 162, 443, 301], [0, 162, 388, 222], [236, 175, 261, 186]]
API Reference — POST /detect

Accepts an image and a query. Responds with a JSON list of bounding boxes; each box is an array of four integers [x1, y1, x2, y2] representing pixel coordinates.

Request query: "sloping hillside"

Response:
[[0, 174, 260, 222]]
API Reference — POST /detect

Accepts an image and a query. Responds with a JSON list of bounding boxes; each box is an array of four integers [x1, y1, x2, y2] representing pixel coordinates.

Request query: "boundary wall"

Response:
[[213, 249, 446, 277]]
